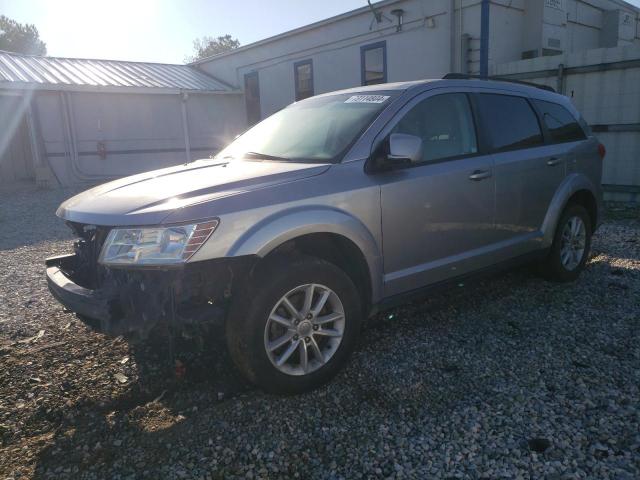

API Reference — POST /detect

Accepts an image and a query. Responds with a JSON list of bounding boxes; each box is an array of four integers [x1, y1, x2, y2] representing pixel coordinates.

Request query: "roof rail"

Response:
[[442, 73, 556, 93]]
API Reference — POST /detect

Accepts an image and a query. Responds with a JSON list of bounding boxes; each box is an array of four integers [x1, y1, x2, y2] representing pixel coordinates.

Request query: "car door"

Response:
[[375, 91, 497, 297], [474, 92, 565, 253]]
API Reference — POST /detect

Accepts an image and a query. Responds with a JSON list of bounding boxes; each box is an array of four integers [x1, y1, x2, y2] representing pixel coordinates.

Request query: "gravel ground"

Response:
[[1, 183, 639, 479]]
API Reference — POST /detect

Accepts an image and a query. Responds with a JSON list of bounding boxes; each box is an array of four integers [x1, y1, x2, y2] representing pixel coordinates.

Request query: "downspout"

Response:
[[557, 63, 565, 94], [24, 99, 41, 171], [25, 95, 61, 186], [59, 92, 82, 183], [480, 0, 490, 78], [180, 92, 192, 163], [450, 0, 456, 73], [60, 92, 112, 182]]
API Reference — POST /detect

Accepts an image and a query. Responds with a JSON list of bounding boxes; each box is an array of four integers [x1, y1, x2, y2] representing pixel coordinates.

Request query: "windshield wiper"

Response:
[[243, 151, 291, 161]]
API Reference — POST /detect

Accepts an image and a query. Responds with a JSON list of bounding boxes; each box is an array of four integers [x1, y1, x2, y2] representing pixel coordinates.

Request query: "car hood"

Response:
[[57, 159, 331, 226]]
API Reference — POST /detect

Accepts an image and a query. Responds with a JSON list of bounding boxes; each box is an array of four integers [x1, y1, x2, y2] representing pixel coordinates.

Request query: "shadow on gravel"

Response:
[[30, 325, 253, 478]]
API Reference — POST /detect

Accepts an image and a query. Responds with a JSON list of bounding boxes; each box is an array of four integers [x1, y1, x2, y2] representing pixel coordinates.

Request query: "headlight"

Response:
[[99, 220, 219, 265]]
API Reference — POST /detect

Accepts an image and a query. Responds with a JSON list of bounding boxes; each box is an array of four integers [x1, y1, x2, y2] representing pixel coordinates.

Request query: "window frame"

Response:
[[472, 92, 546, 154], [369, 90, 483, 169], [294, 59, 314, 101], [360, 41, 387, 86]]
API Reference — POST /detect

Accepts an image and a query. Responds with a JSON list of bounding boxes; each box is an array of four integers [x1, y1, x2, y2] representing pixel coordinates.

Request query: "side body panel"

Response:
[[378, 156, 495, 296]]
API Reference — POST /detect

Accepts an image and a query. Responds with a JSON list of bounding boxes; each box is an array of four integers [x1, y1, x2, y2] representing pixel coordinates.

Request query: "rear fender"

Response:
[[541, 173, 601, 247]]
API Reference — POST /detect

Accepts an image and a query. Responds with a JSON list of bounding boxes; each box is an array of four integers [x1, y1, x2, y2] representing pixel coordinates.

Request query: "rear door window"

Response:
[[533, 99, 587, 143], [476, 94, 544, 152]]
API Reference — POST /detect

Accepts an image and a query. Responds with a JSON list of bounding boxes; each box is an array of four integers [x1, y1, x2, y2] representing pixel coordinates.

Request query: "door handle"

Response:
[[547, 157, 562, 166], [469, 170, 492, 181]]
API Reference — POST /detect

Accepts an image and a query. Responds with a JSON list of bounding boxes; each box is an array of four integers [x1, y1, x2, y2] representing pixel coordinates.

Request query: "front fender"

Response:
[[540, 173, 601, 247], [227, 206, 384, 303]]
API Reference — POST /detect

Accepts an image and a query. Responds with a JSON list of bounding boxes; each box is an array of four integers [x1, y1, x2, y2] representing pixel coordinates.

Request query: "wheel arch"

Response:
[[541, 173, 602, 246], [227, 207, 383, 308], [565, 189, 598, 232]]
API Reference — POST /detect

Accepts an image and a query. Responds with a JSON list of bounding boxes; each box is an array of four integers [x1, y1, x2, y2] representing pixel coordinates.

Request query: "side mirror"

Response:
[[387, 133, 423, 166]]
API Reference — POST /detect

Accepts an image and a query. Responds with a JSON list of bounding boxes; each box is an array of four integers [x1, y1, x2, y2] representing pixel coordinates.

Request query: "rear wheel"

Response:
[[539, 203, 592, 282], [226, 255, 362, 394]]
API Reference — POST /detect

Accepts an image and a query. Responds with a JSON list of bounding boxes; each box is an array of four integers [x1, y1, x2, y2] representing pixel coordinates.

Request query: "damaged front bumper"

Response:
[[45, 253, 256, 339]]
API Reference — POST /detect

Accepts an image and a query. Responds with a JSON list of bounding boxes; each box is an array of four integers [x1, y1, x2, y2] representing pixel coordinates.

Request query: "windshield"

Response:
[[216, 92, 397, 163]]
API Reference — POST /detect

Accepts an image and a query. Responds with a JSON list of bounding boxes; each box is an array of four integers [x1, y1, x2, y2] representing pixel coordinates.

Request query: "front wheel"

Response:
[[226, 255, 362, 394], [539, 203, 592, 282]]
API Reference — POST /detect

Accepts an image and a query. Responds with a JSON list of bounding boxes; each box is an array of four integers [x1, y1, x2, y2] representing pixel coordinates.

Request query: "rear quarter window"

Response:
[[476, 94, 544, 152], [533, 99, 587, 143]]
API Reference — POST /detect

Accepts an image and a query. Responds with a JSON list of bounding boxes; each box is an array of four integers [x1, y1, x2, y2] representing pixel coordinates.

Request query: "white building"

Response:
[[0, 51, 244, 186], [194, 0, 640, 122]]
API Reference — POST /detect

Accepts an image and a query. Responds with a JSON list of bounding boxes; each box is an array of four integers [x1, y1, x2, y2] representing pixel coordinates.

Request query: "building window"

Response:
[[244, 71, 261, 126], [361, 41, 387, 86], [294, 60, 314, 101]]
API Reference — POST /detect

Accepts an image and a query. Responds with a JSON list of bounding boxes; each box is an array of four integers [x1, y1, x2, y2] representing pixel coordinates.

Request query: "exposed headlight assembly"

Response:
[[99, 220, 219, 266]]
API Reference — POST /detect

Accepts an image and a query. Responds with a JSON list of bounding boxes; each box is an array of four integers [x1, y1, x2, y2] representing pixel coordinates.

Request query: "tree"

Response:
[[185, 34, 240, 63], [0, 15, 47, 55]]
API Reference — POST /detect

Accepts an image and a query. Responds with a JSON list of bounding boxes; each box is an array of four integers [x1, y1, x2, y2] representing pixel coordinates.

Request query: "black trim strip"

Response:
[[602, 184, 640, 194], [497, 59, 640, 81], [591, 123, 640, 133]]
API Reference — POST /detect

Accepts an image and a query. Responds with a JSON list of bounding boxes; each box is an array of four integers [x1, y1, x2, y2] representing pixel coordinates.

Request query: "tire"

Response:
[[226, 254, 362, 394], [538, 203, 592, 282]]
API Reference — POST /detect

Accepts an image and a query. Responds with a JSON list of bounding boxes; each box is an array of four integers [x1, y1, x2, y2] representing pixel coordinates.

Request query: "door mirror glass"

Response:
[[387, 133, 423, 165]]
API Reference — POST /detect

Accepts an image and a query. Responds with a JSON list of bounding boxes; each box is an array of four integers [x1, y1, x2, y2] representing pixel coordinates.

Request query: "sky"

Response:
[[1, 0, 640, 64], [0, 0, 367, 63]]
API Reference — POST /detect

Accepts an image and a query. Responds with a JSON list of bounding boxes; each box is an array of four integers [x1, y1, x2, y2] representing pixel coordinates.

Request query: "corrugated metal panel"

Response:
[[0, 51, 232, 93]]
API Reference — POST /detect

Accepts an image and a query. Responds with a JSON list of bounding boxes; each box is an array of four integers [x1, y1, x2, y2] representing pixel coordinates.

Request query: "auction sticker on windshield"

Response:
[[344, 95, 390, 104]]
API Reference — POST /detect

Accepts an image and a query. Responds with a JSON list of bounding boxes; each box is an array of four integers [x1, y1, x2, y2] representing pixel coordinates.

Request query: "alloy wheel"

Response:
[[263, 283, 345, 376], [560, 215, 587, 271]]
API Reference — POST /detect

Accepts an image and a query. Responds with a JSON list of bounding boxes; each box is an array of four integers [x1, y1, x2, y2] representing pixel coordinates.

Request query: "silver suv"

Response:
[[47, 78, 604, 394]]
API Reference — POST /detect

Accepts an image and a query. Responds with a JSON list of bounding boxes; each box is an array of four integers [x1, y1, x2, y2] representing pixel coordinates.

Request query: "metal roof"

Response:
[[0, 50, 235, 94]]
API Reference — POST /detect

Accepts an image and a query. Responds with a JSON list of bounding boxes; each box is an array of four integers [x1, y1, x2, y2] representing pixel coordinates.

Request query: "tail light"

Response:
[[597, 143, 606, 160]]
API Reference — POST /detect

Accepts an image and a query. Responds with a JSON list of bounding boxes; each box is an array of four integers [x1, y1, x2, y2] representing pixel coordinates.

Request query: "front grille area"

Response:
[[66, 222, 111, 289]]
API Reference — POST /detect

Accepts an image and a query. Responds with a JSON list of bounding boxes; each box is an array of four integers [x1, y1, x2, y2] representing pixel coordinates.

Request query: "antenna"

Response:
[[367, 0, 391, 30], [367, 0, 382, 23]]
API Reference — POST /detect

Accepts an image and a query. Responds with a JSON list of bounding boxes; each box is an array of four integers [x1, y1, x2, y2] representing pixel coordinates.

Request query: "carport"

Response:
[[0, 50, 245, 186]]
